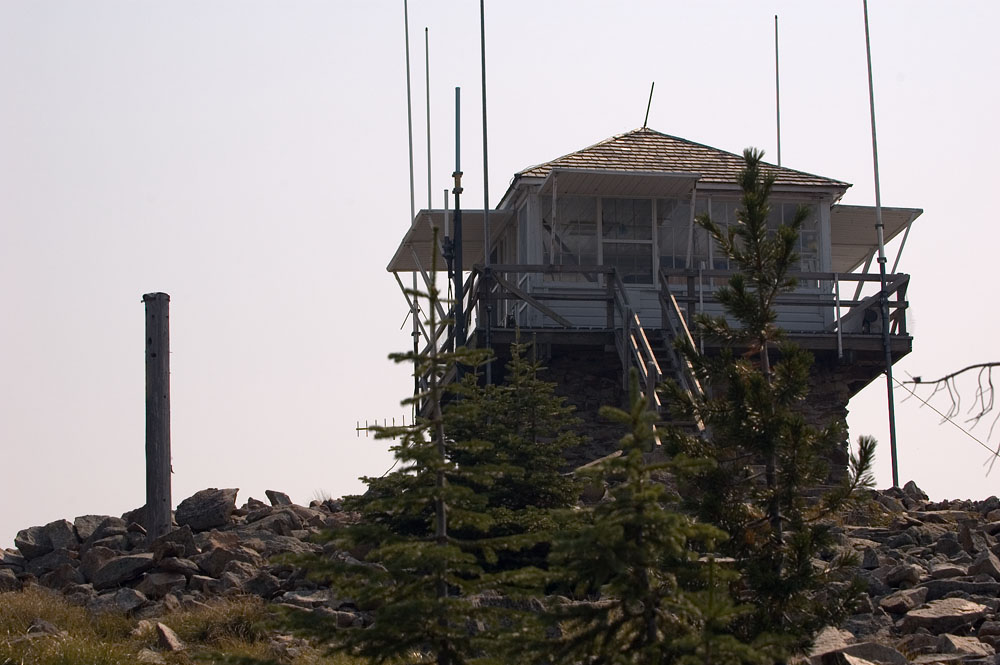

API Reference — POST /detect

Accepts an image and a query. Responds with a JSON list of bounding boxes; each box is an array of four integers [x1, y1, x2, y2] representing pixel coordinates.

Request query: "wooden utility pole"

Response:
[[143, 292, 172, 541]]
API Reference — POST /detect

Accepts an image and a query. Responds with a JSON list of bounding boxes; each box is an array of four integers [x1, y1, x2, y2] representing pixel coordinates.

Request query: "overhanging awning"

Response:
[[830, 205, 922, 273], [539, 167, 701, 198], [387, 209, 515, 272]]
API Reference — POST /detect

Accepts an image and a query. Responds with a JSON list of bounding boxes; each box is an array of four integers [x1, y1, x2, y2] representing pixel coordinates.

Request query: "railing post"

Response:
[[686, 272, 696, 325], [646, 360, 657, 414], [606, 270, 615, 329], [834, 274, 843, 360], [143, 292, 172, 543]]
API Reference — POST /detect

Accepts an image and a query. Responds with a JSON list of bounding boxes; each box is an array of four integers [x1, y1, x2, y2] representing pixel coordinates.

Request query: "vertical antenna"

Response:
[[425, 27, 432, 210], [643, 82, 655, 129], [403, 0, 420, 406], [775, 15, 781, 166], [863, 0, 898, 487], [453, 88, 466, 351], [480, 0, 493, 384]]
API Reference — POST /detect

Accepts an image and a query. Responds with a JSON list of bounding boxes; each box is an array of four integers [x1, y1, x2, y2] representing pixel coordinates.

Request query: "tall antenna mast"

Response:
[[480, 0, 493, 384], [425, 27, 432, 210], [863, 0, 899, 487], [403, 0, 420, 404], [453, 87, 466, 351], [775, 15, 781, 166]]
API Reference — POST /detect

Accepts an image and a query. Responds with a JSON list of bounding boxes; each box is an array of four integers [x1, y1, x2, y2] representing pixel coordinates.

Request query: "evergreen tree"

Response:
[[536, 371, 771, 665], [310, 243, 497, 665], [664, 148, 875, 651]]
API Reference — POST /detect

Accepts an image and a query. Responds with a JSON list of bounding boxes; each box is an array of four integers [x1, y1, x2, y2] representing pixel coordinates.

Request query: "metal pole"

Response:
[[425, 27, 432, 211], [775, 15, 782, 166], [143, 292, 171, 542], [643, 82, 655, 129], [453, 87, 465, 349], [480, 0, 492, 383], [863, 0, 899, 487], [403, 0, 420, 406]]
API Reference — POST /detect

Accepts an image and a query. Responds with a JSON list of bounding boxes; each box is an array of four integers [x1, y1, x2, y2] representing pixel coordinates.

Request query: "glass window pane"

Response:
[[604, 242, 653, 284]]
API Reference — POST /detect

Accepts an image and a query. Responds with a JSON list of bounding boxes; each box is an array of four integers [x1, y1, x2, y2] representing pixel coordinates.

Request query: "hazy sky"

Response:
[[2, 1, 999, 547]]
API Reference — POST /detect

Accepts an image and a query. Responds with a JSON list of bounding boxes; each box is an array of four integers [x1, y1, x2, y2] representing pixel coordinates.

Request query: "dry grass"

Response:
[[0, 587, 365, 665]]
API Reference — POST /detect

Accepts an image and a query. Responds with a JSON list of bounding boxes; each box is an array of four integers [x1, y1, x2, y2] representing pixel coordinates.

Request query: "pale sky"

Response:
[[2, 1, 999, 547]]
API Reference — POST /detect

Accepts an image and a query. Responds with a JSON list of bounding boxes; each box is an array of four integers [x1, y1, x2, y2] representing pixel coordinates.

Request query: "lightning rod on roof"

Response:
[[643, 82, 655, 129]]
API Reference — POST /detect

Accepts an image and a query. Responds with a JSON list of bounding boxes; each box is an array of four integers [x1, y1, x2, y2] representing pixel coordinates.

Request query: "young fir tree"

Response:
[[664, 148, 875, 652], [535, 371, 773, 665], [302, 244, 500, 665], [444, 340, 583, 570]]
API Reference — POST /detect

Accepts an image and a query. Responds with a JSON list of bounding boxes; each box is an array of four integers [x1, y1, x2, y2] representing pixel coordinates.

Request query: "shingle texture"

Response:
[[518, 127, 849, 188]]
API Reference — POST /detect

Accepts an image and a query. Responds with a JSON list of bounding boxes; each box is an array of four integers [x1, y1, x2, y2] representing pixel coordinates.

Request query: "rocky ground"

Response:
[[5, 482, 1000, 664]]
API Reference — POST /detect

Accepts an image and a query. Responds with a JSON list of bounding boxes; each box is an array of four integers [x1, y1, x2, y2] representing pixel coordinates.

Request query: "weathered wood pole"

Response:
[[143, 292, 171, 542]]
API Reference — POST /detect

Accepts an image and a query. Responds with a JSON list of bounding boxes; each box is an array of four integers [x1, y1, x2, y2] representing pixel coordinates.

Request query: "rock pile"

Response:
[[7, 481, 1000, 664], [0, 488, 369, 627]]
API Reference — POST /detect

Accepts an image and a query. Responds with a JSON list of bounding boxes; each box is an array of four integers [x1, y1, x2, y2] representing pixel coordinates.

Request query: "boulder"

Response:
[[885, 563, 923, 587], [40, 563, 86, 590], [879, 587, 928, 614], [92, 553, 156, 590], [0, 549, 26, 570], [920, 578, 1000, 600], [42, 520, 79, 551], [150, 526, 198, 560], [192, 545, 262, 578], [80, 546, 117, 582], [136, 572, 187, 599], [969, 550, 1000, 581], [88, 587, 148, 615], [155, 557, 200, 578], [26, 548, 76, 577], [175, 488, 239, 531], [0, 567, 22, 592], [265, 490, 293, 506], [937, 634, 995, 657], [73, 515, 108, 542], [901, 598, 989, 634], [156, 622, 186, 652], [15, 525, 51, 559]]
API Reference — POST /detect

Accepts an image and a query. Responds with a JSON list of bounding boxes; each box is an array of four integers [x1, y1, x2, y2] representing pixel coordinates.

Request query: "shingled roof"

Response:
[[516, 127, 850, 189]]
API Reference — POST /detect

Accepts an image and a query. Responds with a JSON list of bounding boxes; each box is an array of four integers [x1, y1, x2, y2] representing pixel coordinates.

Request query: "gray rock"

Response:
[[969, 551, 1000, 581], [155, 557, 200, 578], [903, 480, 930, 502], [150, 526, 198, 560], [0, 567, 22, 592], [885, 563, 923, 587], [901, 598, 989, 634], [809, 626, 853, 660], [241, 510, 299, 536], [80, 546, 117, 582], [265, 490, 293, 506], [937, 634, 995, 657], [837, 642, 909, 665], [192, 545, 262, 578], [15, 525, 51, 559], [244, 571, 282, 598], [83, 517, 128, 548], [0, 549, 26, 570], [88, 587, 148, 614], [935, 537, 965, 557], [979, 620, 1000, 637], [929, 563, 968, 579], [40, 563, 86, 589], [73, 515, 108, 542], [880, 587, 929, 614], [136, 572, 187, 599], [92, 553, 156, 590], [860, 547, 881, 570], [42, 520, 79, 551], [175, 488, 239, 531], [156, 622, 185, 652], [26, 548, 76, 577], [920, 578, 1000, 600]]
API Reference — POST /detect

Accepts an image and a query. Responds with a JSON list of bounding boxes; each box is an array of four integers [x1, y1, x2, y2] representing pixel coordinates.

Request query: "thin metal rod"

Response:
[[403, 0, 420, 406], [453, 87, 466, 349], [425, 27, 432, 210], [480, 0, 492, 383], [775, 15, 782, 166], [863, 0, 899, 487], [834, 274, 843, 360], [643, 82, 654, 129]]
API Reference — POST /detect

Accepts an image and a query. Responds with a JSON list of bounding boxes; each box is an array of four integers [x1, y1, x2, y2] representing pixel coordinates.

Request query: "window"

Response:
[[541, 196, 598, 282], [602, 198, 653, 284]]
